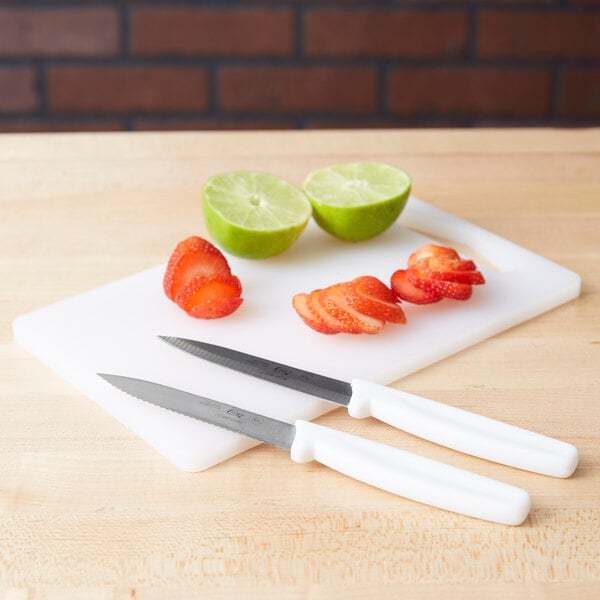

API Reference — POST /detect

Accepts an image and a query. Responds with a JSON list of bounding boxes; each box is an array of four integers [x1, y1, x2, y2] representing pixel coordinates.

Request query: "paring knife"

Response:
[[98, 372, 531, 525], [159, 336, 579, 478]]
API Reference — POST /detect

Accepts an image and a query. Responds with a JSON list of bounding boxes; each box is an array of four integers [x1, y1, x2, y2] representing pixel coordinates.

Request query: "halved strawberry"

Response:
[[175, 273, 242, 319], [406, 269, 473, 301], [292, 293, 339, 335], [321, 283, 385, 335], [347, 277, 406, 324], [163, 236, 231, 301], [390, 269, 443, 304]]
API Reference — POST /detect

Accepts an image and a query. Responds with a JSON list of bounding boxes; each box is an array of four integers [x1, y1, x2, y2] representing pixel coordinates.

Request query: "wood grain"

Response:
[[1, 129, 599, 598]]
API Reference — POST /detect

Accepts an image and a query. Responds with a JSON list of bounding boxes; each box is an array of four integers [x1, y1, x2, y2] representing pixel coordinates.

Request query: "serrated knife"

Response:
[[159, 336, 578, 478], [98, 372, 530, 525]]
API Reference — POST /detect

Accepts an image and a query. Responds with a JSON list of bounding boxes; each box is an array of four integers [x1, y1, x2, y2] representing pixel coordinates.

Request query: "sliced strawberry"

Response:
[[352, 275, 399, 304], [347, 277, 406, 324], [321, 283, 385, 335], [390, 269, 443, 305], [175, 273, 242, 319], [408, 244, 479, 274], [163, 236, 231, 301], [305, 289, 358, 334], [292, 293, 339, 335], [406, 269, 473, 301], [317, 287, 367, 334], [408, 244, 460, 268], [414, 266, 485, 285]]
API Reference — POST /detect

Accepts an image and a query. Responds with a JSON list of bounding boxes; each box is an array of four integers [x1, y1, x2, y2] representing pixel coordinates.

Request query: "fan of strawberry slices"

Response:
[[391, 243, 485, 304], [292, 244, 485, 335], [292, 276, 406, 335], [163, 236, 243, 319]]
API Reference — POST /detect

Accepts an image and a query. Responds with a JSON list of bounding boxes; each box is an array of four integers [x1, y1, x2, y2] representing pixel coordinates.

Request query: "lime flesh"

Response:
[[202, 171, 312, 259], [303, 162, 411, 241]]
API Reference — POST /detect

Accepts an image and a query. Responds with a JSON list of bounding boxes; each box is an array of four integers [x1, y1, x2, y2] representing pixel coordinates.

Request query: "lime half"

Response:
[[202, 171, 312, 259], [303, 162, 411, 242]]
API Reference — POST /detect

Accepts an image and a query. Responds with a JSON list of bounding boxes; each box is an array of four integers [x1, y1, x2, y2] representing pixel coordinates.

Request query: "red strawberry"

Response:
[[390, 269, 443, 305], [163, 236, 231, 301], [307, 289, 360, 334], [353, 275, 399, 304], [292, 293, 339, 335], [416, 267, 485, 285], [407, 243, 484, 288], [406, 268, 473, 301], [408, 244, 460, 267], [348, 277, 406, 324], [321, 283, 385, 335], [175, 273, 243, 319]]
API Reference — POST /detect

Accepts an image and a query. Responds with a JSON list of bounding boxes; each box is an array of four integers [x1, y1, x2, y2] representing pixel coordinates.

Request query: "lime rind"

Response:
[[204, 171, 311, 231], [303, 162, 411, 241], [202, 171, 312, 259], [304, 162, 411, 208]]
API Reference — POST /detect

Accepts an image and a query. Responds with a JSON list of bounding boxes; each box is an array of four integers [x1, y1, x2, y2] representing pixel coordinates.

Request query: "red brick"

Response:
[[305, 9, 468, 58], [478, 10, 600, 59], [218, 66, 378, 114], [131, 8, 293, 57], [560, 68, 600, 118], [305, 117, 465, 129], [133, 117, 295, 131], [48, 66, 208, 114], [0, 8, 119, 57], [0, 118, 125, 133], [0, 67, 38, 113], [388, 67, 552, 118]]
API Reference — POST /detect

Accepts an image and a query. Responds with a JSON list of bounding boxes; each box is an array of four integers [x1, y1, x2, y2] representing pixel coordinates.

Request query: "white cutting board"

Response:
[[13, 197, 581, 471]]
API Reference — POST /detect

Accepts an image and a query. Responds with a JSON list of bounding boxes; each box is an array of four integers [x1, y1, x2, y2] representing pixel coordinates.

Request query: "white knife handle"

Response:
[[347, 378, 578, 478], [290, 420, 530, 525]]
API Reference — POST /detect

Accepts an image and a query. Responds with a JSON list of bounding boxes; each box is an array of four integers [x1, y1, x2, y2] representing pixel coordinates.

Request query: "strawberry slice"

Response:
[[163, 236, 231, 301], [353, 275, 399, 304], [408, 244, 478, 272], [175, 273, 242, 319], [411, 265, 485, 285], [292, 293, 339, 335], [390, 269, 443, 304], [407, 243, 485, 287], [347, 277, 406, 324], [406, 269, 473, 301], [307, 289, 359, 334], [408, 244, 460, 267], [321, 283, 385, 335], [318, 287, 366, 334]]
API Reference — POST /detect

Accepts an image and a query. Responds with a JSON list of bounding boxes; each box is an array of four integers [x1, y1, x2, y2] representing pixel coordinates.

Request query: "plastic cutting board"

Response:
[[12, 197, 581, 471]]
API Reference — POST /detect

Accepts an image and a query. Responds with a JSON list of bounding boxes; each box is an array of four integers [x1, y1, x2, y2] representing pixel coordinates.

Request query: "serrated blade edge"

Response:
[[98, 373, 296, 451]]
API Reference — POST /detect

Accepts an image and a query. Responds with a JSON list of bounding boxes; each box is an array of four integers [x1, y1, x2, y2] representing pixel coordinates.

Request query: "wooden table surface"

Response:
[[1, 129, 598, 599]]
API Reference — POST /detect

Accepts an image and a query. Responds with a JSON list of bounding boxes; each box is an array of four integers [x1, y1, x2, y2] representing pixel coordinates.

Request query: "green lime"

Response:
[[202, 171, 312, 259], [303, 162, 411, 242]]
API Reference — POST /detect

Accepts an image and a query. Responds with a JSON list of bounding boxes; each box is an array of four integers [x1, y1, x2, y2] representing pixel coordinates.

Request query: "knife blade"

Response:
[[98, 372, 530, 525], [158, 336, 579, 478]]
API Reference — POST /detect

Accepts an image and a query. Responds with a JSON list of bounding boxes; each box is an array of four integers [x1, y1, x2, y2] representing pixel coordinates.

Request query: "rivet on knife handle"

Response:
[[348, 379, 579, 478]]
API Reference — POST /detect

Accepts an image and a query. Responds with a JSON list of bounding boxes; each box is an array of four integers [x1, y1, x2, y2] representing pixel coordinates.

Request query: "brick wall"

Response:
[[0, 1, 598, 133]]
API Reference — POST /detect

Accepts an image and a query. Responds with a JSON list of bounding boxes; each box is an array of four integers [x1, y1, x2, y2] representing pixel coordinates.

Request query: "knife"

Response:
[[158, 336, 578, 478], [98, 372, 530, 525]]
